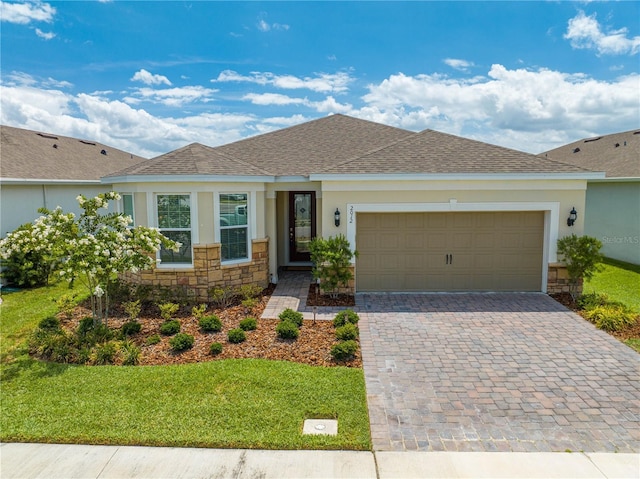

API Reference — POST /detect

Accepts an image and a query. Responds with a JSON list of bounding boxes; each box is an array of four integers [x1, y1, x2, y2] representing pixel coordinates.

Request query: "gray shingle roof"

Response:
[[319, 129, 592, 175], [541, 130, 640, 178], [1, 125, 146, 182]]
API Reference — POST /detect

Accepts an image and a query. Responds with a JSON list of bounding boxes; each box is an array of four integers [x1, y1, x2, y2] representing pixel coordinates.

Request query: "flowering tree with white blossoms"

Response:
[[0, 192, 179, 325]]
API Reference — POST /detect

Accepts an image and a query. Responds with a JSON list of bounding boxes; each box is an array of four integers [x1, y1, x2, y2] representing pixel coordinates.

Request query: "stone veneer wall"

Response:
[[547, 262, 582, 295], [121, 238, 269, 302]]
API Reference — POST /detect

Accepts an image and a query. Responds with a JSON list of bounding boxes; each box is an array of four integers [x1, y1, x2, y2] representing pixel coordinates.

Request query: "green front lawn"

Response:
[[0, 284, 370, 450], [584, 258, 640, 312]]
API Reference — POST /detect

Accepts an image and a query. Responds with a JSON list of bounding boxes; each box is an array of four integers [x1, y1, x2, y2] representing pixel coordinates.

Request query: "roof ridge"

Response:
[[192, 142, 274, 176]]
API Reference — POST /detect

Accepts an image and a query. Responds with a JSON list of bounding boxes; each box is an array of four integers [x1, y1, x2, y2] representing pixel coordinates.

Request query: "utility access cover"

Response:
[[303, 419, 338, 436]]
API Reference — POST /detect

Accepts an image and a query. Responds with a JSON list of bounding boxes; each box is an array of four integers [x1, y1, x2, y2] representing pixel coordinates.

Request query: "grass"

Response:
[[584, 258, 640, 312], [0, 282, 370, 450]]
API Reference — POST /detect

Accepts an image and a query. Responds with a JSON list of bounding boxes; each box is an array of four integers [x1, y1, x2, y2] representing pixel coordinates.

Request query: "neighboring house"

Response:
[[0, 125, 146, 236], [542, 130, 640, 265], [104, 114, 603, 299]]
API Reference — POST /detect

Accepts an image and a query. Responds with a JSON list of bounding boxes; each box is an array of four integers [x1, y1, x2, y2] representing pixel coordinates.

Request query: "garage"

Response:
[[356, 211, 544, 292]]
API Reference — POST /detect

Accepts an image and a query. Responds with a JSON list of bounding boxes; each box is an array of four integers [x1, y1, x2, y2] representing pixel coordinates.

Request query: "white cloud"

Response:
[[125, 85, 218, 107], [131, 69, 172, 86], [444, 58, 475, 72], [564, 11, 640, 55], [243, 92, 307, 106], [360, 65, 640, 152], [256, 12, 289, 32], [34, 28, 55, 40], [0, 1, 55, 24], [215, 70, 353, 93]]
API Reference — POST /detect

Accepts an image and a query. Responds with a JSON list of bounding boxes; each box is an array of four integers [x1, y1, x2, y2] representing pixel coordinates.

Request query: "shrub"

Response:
[[87, 324, 113, 344], [76, 347, 92, 365], [192, 303, 207, 320], [276, 320, 299, 340], [199, 314, 223, 333], [209, 342, 223, 355], [335, 323, 359, 341], [577, 292, 610, 311], [333, 309, 360, 327], [238, 284, 262, 300], [121, 340, 141, 365], [330, 340, 359, 361], [94, 341, 118, 365], [0, 223, 55, 287], [123, 300, 142, 321], [228, 328, 247, 344], [309, 234, 357, 299], [158, 302, 179, 321], [76, 316, 95, 337], [241, 297, 257, 311], [279, 308, 303, 327], [557, 234, 603, 300], [38, 316, 61, 331], [584, 305, 637, 332], [239, 317, 257, 331], [145, 333, 161, 346], [169, 333, 195, 352], [160, 319, 181, 336], [209, 286, 237, 308], [121, 321, 142, 336]]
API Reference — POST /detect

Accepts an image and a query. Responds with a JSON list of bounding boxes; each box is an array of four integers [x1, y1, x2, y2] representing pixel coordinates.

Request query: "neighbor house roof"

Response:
[[104, 114, 602, 181], [541, 129, 640, 179], [0, 125, 146, 183]]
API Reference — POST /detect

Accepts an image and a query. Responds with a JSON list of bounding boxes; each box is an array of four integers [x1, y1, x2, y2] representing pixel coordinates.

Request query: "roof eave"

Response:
[[0, 178, 102, 185], [102, 174, 276, 184], [309, 172, 607, 181]]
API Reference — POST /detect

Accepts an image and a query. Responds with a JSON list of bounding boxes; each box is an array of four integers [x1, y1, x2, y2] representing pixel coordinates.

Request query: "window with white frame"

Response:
[[121, 193, 135, 226], [156, 194, 192, 264], [219, 193, 249, 262]]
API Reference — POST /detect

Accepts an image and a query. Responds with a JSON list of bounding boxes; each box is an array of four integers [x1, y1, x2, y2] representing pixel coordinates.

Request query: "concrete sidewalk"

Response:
[[1, 443, 638, 478]]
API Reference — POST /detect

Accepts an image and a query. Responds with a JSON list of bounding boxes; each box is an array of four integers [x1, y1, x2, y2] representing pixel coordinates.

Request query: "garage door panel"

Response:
[[356, 212, 544, 292]]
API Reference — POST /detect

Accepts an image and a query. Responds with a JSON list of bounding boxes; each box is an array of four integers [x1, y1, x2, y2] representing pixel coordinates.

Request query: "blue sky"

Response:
[[1, 1, 639, 158]]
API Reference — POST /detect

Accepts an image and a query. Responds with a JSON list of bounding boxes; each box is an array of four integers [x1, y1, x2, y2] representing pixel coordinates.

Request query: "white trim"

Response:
[[311, 172, 605, 182], [1, 178, 102, 185], [346, 201, 560, 293]]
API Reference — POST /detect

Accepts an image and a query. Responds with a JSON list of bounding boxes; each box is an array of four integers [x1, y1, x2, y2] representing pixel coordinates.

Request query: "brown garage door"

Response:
[[356, 211, 544, 292]]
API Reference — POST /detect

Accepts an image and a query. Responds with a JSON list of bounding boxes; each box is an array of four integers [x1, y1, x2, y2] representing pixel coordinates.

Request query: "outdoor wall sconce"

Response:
[[567, 207, 578, 227], [334, 208, 341, 227]]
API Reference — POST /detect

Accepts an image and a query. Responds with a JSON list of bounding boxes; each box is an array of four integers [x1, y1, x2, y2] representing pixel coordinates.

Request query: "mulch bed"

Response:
[[59, 287, 361, 368], [551, 292, 640, 343], [305, 283, 355, 307]]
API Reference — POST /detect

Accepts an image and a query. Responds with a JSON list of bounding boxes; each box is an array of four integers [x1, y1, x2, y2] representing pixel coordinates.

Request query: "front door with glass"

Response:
[[288, 191, 316, 262]]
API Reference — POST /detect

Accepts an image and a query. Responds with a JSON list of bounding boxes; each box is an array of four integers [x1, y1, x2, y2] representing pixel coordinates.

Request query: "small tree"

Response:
[[0, 192, 179, 325], [557, 234, 604, 301], [309, 234, 357, 299]]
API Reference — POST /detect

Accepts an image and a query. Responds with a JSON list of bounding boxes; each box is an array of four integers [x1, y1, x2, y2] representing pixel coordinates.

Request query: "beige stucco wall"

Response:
[[320, 179, 588, 264]]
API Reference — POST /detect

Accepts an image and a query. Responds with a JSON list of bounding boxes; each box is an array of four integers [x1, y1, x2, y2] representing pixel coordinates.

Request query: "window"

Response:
[[157, 194, 192, 264], [121, 194, 134, 226], [219, 193, 249, 261]]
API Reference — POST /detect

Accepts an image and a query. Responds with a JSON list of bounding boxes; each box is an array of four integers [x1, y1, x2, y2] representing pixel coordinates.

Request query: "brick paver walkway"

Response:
[[359, 293, 640, 453]]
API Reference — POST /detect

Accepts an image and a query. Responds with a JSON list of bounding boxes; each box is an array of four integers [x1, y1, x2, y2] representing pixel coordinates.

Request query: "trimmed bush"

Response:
[[160, 319, 181, 335], [145, 333, 161, 346], [584, 305, 637, 332], [330, 340, 359, 361], [577, 292, 609, 311], [228, 328, 246, 344], [38, 316, 61, 331], [199, 314, 222, 333], [169, 333, 195, 352], [209, 342, 223, 355], [333, 309, 360, 327], [278, 308, 303, 327], [76, 317, 95, 337], [239, 317, 257, 331], [276, 320, 299, 340], [335, 323, 359, 341], [121, 321, 142, 336]]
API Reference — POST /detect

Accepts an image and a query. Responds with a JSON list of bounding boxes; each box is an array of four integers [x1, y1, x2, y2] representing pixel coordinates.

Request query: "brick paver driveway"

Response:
[[357, 293, 640, 453]]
